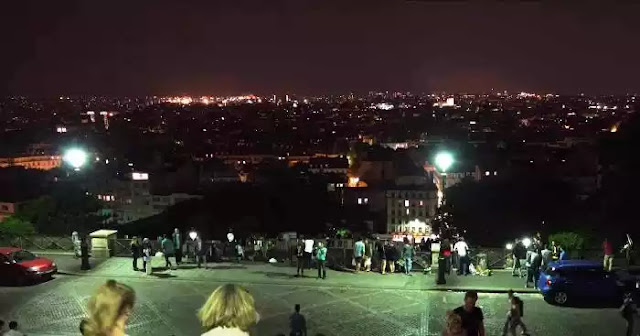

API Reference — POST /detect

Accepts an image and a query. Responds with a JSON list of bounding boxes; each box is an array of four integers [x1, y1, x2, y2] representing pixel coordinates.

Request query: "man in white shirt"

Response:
[[304, 238, 315, 270], [454, 238, 470, 276]]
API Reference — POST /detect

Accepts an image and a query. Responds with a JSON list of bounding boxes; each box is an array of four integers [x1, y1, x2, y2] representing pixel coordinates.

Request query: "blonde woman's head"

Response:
[[445, 310, 463, 334], [198, 284, 258, 332], [80, 280, 135, 336]]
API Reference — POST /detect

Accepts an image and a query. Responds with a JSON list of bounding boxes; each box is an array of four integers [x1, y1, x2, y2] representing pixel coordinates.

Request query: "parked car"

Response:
[[538, 260, 639, 306], [0, 247, 57, 285]]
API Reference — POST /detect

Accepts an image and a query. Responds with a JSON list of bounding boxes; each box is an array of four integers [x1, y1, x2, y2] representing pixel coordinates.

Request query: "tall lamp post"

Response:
[[63, 148, 91, 270], [434, 151, 453, 285]]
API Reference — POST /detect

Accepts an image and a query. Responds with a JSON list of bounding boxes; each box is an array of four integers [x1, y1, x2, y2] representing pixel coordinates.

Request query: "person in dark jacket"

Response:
[[377, 240, 388, 274], [142, 238, 152, 274], [130, 237, 141, 271], [161, 234, 175, 269], [386, 242, 398, 274]]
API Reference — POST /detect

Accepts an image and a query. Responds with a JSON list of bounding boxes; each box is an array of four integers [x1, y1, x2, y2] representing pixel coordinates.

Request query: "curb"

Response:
[[54, 269, 541, 294]]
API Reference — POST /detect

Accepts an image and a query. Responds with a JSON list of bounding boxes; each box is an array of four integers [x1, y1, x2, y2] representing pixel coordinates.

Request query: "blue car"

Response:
[[538, 260, 628, 305]]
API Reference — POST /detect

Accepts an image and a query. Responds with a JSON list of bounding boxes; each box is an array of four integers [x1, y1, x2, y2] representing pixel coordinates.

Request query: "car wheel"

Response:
[[553, 291, 568, 305]]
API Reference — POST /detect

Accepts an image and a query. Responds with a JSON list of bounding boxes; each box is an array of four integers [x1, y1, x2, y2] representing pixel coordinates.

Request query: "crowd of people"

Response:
[[510, 235, 566, 289], [128, 228, 256, 274]]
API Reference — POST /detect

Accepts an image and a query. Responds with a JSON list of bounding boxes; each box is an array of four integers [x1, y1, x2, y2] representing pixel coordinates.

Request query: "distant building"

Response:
[[0, 155, 61, 170], [385, 185, 438, 235], [308, 157, 349, 175], [0, 202, 18, 222]]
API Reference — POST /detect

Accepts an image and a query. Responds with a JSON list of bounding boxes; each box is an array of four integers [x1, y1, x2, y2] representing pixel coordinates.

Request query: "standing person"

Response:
[[289, 304, 307, 336], [316, 241, 327, 279], [79, 280, 136, 336], [512, 239, 526, 278], [620, 292, 638, 336], [72, 231, 81, 258], [603, 238, 614, 271], [296, 239, 305, 277], [540, 244, 552, 270], [386, 242, 398, 274], [353, 238, 365, 273], [453, 291, 485, 336], [172, 228, 182, 264], [423, 237, 433, 271], [558, 245, 568, 260], [525, 248, 539, 288], [161, 234, 175, 269], [551, 241, 559, 260], [622, 234, 635, 266], [402, 238, 414, 276], [442, 239, 452, 275], [130, 237, 141, 271], [454, 238, 470, 276], [141, 238, 153, 275], [378, 240, 388, 275], [196, 236, 208, 269], [4, 321, 24, 336], [235, 242, 244, 263], [502, 290, 528, 336], [197, 284, 259, 336], [304, 237, 315, 270], [443, 311, 466, 336], [364, 239, 373, 272]]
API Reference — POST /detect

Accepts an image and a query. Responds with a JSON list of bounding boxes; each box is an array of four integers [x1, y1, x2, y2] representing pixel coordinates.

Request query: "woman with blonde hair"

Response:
[[443, 310, 466, 336], [80, 279, 135, 336], [198, 284, 259, 335]]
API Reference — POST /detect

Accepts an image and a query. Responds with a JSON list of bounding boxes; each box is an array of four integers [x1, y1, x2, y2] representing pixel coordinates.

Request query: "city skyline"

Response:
[[2, 2, 640, 95]]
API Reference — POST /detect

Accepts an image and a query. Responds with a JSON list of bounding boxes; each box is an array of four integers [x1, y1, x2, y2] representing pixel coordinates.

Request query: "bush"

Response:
[[548, 231, 585, 255], [0, 217, 36, 237]]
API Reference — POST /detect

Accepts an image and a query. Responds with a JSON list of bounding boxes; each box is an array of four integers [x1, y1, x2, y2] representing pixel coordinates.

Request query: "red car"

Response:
[[0, 247, 57, 285]]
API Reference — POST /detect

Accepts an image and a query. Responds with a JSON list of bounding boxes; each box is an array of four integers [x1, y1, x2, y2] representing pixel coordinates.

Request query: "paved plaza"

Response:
[[0, 255, 630, 335]]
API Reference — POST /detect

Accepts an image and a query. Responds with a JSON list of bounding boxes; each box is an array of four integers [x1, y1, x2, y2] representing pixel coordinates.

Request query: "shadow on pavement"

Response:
[[252, 271, 297, 279], [177, 264, 247, 270], [150, 273, 178, 279]]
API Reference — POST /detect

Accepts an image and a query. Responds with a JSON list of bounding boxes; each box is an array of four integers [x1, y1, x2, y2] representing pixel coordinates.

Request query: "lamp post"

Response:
[[434, 151, 453, 285], [63, 148, 91, 270]]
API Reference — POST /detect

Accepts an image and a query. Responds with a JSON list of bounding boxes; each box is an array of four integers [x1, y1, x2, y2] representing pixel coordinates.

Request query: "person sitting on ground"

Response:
[[442, 311, 466, 336], [198, 284, 259, 336], [289, 304, 307, 336], [79, 279, 136, 336]]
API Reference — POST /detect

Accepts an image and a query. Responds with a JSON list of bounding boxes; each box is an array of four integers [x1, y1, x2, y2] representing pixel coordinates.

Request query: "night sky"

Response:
[[2, 1, 639, 95]]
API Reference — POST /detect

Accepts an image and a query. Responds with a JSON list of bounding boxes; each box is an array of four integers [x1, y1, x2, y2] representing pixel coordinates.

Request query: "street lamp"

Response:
[[522, 237, 532, 249], [434, 151, 454, 286], [505, 243, 514, 250], [63, 148, 88, 170]]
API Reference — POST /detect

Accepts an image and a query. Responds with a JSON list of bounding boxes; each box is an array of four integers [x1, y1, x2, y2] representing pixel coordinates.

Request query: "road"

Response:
[[0, 255, 629, 335]]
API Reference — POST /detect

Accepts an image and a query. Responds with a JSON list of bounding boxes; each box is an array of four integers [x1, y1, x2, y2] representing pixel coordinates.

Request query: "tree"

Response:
[[0, 217, 36, 237], [548, 231, 586, 257]]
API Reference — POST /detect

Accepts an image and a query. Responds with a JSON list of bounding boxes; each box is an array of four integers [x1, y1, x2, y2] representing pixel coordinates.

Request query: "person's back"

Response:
[[4, 321, 24, 336], [354, 240, 364, 257], [162, 237, 174, 254], [403, 244, 414, 259]]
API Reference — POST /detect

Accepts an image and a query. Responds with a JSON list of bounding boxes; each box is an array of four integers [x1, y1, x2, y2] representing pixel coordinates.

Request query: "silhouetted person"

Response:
[[130, 237, 141, 271], [172, 228, 182, 264], [5, 321, 24, 336], [316, 241, 327, 279], [289, 304, 307, 336], [296, 239, 305, 277]]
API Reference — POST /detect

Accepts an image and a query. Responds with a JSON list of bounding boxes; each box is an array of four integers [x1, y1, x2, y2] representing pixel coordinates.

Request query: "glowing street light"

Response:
[[522, 237, 532, 248], [435, 151, 454, 173], [505, 243, 514, 250], [189, 231, 198, 240], [63, 148, 88, 170]]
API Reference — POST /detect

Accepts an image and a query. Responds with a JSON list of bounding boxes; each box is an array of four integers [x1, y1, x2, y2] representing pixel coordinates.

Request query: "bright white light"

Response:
[[131, 172, 149, 180], [505, 243, 514, 250], [522, 237, 532, 248], [404, 200, 410, 207], [435, 152, 454, 172], [189, 231, 198, 240], [227, 232, 234, 242], [63, 148, 87, 169]]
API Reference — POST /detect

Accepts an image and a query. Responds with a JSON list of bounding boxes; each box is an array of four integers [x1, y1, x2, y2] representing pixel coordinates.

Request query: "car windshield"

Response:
[[11, 250, 37, 263]]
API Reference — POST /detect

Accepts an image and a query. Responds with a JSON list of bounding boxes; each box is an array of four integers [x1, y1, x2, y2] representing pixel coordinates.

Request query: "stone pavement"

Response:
[[43, 254, 539, 294], [0, 272, 627, 336]]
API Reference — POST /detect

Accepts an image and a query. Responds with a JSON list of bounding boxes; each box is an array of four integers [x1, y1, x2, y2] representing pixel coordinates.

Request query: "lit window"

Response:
[[485, 171, 490, 176], [494, 171, 498, 176], [97, 195, 103, 200], [419, 200, 424, 206], [406, 208, 410, 215], [357, 198, 363, 204], [364, 198, 369, 204], [404, 200, 409, 207]]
